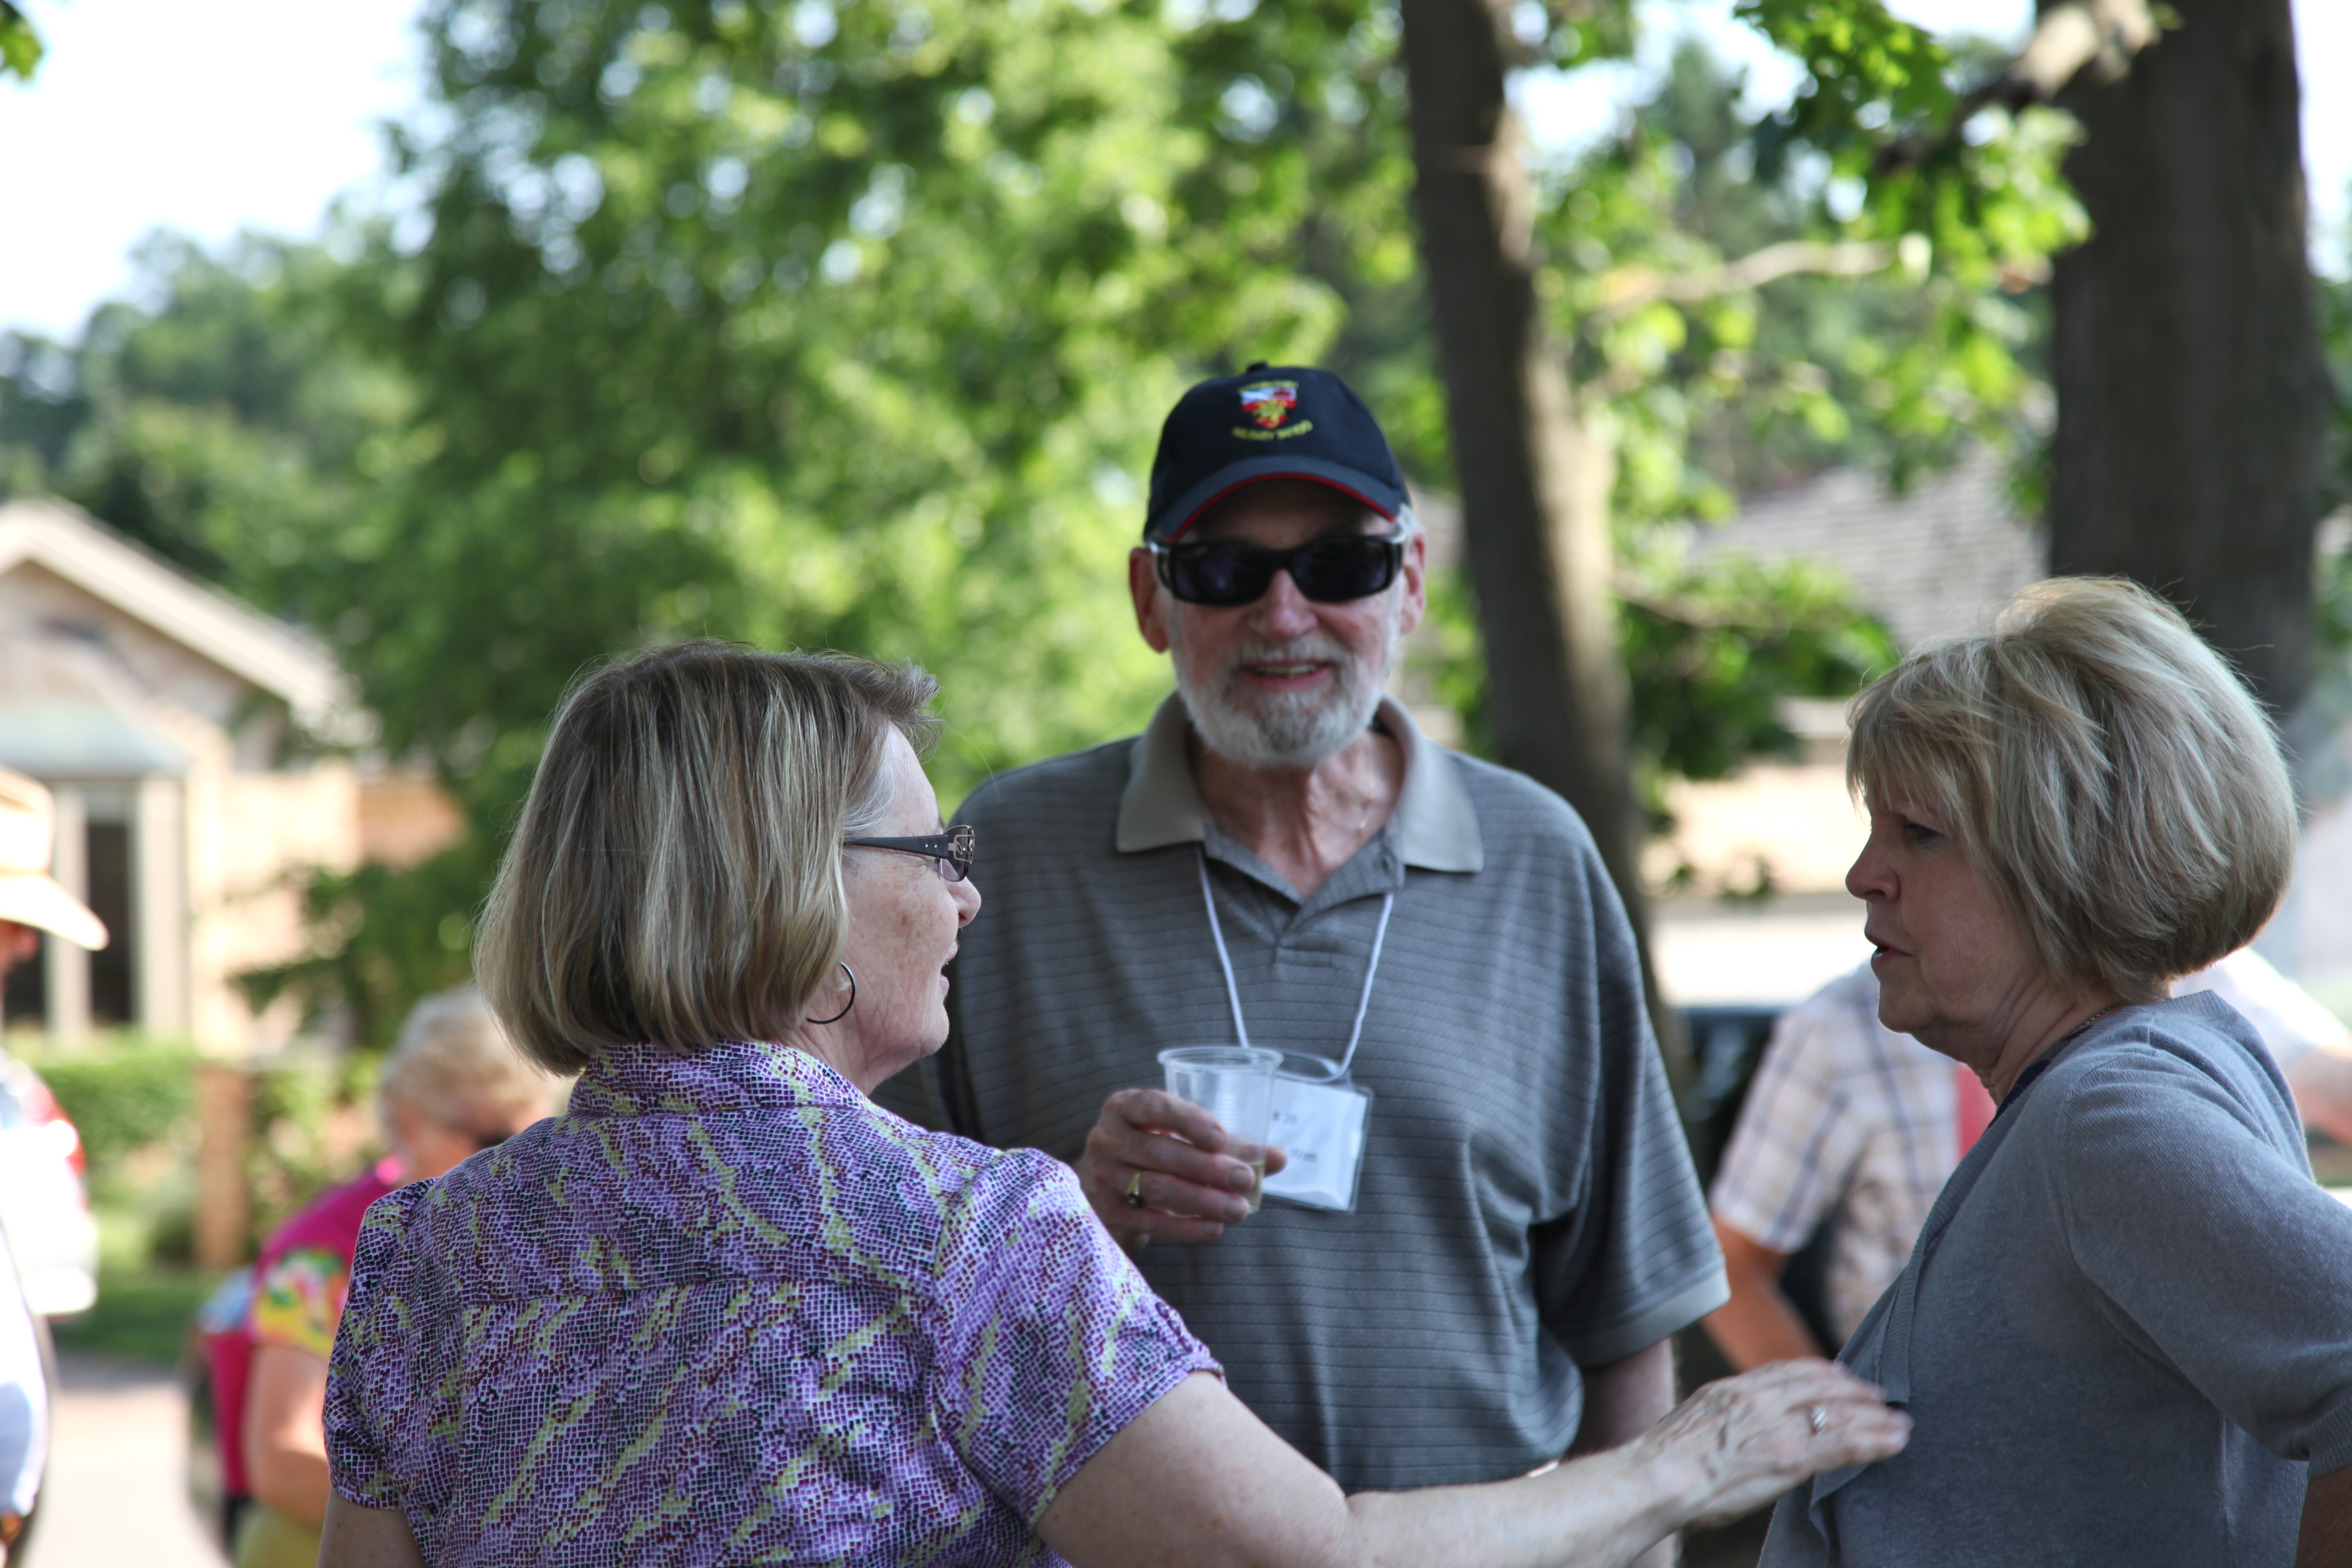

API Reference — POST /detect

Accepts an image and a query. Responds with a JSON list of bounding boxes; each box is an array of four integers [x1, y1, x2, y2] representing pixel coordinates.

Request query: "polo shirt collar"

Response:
[[1114, 692, 1483, 872], [569, 1037, 861, 1121]]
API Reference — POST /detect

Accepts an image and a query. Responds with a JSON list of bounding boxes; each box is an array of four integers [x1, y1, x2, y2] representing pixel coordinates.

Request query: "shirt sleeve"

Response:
[[1711, 995, 1870, 1256], [1529, 848, 1728, 1366], [250, 1246, 351, 1360], [322, 1185, 429, 1509], [927, 1150, 1217, 1525], [2055, 1048, 2352, 1474]]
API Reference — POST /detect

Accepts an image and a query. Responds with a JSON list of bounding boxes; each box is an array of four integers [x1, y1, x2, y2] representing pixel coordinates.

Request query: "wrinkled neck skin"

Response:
[[777, 1024, 865, 1091], [780, 1011, 923, 1099], [1921, 973, 2125, 1103], [1188, 724, 1404, 902]]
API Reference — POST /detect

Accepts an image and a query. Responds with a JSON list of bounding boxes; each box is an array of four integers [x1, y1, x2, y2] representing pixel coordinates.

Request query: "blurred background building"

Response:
[[0, 497, 456, 1054]]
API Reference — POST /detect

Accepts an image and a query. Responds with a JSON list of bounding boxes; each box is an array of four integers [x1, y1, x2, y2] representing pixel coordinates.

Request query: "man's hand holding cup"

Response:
[[1080, 1079, 1287, 1247]]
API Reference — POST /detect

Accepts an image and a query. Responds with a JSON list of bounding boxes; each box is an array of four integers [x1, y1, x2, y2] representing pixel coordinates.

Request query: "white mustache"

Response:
[[1216, 637, 1350, 680]]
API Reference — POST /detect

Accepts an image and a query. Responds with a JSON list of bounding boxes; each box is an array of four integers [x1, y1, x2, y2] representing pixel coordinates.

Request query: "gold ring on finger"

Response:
[[1124, 1171, 1146, 1209]]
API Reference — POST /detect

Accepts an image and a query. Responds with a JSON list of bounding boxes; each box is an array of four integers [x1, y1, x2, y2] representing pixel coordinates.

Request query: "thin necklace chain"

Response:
[[2060, 1001, 2123, 1043]]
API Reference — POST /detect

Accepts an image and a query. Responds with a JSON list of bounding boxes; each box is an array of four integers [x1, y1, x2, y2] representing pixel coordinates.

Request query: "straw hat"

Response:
[[0, 769, 106, 950]]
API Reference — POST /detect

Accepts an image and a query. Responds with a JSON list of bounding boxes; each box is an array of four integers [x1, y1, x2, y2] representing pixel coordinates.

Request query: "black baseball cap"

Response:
[[1143, 362, 1408, 542]]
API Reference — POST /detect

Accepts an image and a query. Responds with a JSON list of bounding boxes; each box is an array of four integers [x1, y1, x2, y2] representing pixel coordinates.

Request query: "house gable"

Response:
[[0, 497, 350, 736]]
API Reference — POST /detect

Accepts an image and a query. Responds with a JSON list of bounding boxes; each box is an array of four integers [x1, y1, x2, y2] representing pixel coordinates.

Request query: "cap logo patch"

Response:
[[1238, 379, 1298, 430]]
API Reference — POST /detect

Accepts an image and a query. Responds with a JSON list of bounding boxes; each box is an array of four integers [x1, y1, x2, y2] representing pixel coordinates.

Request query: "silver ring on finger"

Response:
[[1807, 1405, 1828, 1435]]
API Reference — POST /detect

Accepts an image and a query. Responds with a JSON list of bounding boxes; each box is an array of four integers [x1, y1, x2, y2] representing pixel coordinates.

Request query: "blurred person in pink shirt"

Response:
[[220, 989, 553, 1568]]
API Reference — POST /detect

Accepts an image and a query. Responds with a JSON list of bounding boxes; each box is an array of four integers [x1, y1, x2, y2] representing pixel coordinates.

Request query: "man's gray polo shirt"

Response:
[[879, 695, 1726, 1491]]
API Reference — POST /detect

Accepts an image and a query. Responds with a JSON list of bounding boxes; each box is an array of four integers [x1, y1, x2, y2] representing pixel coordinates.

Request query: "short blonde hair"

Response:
[[475, 642, 939, 1073], [1847, 578, 2295, 1004], [377, 987, 549, 1134]]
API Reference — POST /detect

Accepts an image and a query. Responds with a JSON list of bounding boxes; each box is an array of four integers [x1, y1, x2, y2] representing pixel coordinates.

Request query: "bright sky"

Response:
[[0, 0, 2347, 343], [0, 0, 425, 339]]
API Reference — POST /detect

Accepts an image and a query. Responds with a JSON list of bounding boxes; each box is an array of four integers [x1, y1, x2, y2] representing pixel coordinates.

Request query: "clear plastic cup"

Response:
[[1157, 1045, 1281, 1211]]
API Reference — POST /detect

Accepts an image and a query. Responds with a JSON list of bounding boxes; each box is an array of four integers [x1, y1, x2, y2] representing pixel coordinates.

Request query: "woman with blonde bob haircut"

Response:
[[316, 640, 1906, 1568], [1762, 579, 2352, 1567]]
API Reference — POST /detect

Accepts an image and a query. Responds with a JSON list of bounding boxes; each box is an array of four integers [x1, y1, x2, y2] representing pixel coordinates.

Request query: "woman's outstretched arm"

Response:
[[1040, 1360, 1906, 1568]]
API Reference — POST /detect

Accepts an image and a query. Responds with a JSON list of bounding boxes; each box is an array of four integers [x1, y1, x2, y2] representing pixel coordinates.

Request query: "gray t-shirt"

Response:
[[1763, 992, 2352, 1566], [879, 696, 1725, 1491]]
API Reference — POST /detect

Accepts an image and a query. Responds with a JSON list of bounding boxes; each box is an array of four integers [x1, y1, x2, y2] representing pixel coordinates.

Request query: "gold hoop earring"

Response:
[[806, 962, 856, 1027]]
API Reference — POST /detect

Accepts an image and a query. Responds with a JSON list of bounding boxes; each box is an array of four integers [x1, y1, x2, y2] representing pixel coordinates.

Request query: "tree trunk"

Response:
[[1397, 0, 1689, 1088], [2046, 0, 2328, 712]]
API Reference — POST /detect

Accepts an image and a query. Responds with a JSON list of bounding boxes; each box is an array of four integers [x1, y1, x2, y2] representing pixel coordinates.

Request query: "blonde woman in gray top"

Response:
[[1761, 578, 2352, 1566]]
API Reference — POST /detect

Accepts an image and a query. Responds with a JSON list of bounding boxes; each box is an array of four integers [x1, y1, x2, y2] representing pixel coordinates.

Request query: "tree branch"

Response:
[[1873, 0, 2160, 175], [1594, 240, 1893, 320], [1615, 581, 1855, 635], [2012, 0, 2161, 96]]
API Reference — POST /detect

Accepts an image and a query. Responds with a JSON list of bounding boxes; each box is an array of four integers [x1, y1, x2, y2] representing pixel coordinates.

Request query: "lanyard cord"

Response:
[[1195, 846, 1395, 1078], [1197, 847, 1254, 1052]]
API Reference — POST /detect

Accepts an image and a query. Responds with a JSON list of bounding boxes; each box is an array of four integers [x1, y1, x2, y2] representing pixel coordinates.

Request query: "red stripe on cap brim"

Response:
[[1162, 473, 1399, 542]]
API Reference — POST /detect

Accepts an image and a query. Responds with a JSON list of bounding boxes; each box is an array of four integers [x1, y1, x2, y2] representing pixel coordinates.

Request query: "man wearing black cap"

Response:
[[882, 365, 1724, 1515]]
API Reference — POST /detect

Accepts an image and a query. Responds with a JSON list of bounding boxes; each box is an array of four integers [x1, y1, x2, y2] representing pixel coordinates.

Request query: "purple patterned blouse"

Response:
[[324, 1039, 1215, 1566]]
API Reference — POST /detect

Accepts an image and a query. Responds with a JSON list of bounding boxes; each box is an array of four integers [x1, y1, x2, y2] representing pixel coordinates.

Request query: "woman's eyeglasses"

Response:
[[845, 824, 977, 883], [1149, 531, 1406, 607]]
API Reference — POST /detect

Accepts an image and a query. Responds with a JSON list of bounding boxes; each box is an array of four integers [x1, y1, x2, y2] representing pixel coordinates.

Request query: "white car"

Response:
[[0, 1055, 98, 1319]]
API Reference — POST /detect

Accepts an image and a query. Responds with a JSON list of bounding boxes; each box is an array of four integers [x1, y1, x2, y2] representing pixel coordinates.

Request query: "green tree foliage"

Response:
[[0, 232, 408, 590], [1545, 18, 2081, 823], [1, 2, 2089, 1041], [1737, 0, 2087, 271], [1564, 38, 2045, 513], [0, 0, 41, 80], [237, 851, 489, 1054], [1539, 31, 2069, 527], [30, 1041, 199, 1190], [1619, 554, 1895, 789], [8, 0, 1436, 1042], [1408, 30, 2055, 815], [328, 0, 1422, 821]]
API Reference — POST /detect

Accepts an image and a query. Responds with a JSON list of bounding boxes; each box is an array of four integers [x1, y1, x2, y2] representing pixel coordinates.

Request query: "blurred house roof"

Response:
[[0, 695, 188, 779], [0, 497, 351, 737], [1648, 452, 2048, 964], [1683, 448, 2046, 650]]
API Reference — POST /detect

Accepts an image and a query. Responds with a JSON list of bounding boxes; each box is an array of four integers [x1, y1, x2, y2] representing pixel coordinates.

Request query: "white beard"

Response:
[[1169, 608, 1400, 772]]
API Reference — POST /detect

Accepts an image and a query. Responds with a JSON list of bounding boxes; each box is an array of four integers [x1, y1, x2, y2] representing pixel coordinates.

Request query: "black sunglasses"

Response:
[[1149, 531, 1406, 607], [844, 824, 977, 883]]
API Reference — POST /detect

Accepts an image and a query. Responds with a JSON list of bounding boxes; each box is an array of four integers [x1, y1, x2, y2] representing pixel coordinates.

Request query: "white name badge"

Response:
[[1261, 1076, 1373, 1213]]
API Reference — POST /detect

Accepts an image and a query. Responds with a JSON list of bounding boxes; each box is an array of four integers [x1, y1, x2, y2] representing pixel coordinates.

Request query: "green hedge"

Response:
[[29, 1039, 200, 1182], [14, 1034, 380, 1266]]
